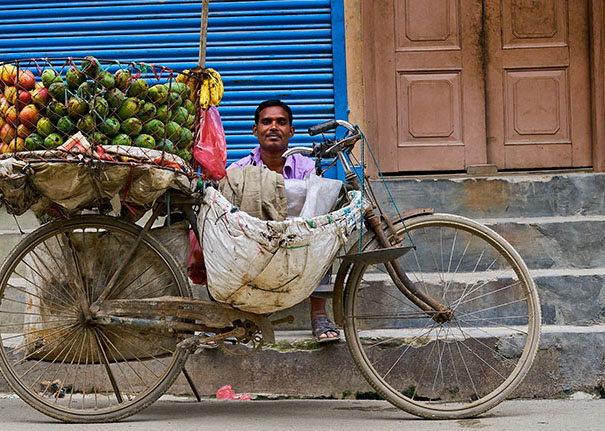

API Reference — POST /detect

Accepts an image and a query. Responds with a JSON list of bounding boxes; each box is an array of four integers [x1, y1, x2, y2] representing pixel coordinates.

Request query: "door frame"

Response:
[[363, 0, 605, 173], [590, 0, 605, 171]]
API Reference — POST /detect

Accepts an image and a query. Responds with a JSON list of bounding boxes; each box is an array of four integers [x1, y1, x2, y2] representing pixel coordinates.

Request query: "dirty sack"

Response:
[[198, 184, 365, 314]]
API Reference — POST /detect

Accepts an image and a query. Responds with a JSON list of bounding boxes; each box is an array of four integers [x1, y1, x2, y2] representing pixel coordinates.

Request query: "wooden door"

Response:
[[364, 0, 594, 172], [484, 0, 592, 169], [364, 0, 487, 172]]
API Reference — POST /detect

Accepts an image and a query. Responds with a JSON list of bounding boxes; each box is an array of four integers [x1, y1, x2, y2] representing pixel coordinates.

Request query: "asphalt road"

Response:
[[0, 395, 603, 430]]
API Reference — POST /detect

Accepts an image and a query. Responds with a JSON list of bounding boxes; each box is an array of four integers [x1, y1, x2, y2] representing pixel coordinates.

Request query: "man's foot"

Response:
[[311, 315, 340, 343]]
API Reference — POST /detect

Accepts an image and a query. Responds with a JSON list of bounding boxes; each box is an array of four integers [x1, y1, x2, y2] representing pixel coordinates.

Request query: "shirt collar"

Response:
[[248, 146, 298, 178]]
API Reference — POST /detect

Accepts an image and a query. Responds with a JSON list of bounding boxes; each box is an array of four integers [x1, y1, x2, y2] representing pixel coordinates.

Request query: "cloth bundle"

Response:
[[199, 186, 365, 313]]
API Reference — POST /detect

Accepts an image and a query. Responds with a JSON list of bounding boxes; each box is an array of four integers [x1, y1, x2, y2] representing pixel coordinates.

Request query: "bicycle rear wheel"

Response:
[[344, 213, 541, 419], [0, 215, 191, 423]]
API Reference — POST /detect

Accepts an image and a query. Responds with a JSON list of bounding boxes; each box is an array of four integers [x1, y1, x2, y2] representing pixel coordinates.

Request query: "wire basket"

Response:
[[0, 57, 201, 171], [0, 57, 214, 219]]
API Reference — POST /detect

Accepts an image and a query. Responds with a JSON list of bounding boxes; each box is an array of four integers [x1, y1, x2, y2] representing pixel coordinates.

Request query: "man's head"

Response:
[[253, 99, 295, 155]]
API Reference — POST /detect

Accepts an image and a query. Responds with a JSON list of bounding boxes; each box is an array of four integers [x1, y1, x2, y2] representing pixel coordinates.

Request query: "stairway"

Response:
[[0, 172, 603, 399]]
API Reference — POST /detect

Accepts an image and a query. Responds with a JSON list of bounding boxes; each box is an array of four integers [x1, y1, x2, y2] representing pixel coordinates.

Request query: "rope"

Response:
[[358, 129, 416, 247]]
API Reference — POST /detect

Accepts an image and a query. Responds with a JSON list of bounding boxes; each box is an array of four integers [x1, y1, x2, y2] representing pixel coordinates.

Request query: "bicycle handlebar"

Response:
[[308, 119, 356, 136]]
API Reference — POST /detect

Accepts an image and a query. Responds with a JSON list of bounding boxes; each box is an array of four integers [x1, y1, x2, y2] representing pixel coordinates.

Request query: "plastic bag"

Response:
[[193, 105, 227, 180], [187, 229, 206, 285]]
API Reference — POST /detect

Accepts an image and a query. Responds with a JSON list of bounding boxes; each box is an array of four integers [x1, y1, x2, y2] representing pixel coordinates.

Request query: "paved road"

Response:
[[0, 395, 603, 430]]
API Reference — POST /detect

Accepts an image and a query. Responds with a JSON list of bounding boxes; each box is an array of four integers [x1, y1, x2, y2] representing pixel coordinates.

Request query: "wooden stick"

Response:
[[198, 0, 210, 67]]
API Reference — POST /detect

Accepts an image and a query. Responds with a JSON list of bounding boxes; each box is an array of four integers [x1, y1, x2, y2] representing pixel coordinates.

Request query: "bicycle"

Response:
[[0, 119, 542, 422]]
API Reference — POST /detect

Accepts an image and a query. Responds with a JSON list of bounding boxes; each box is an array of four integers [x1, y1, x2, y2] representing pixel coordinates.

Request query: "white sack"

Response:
[[200, 187, 365, 313]]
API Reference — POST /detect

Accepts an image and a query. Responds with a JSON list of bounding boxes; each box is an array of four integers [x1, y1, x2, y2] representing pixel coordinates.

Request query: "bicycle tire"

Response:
[[0, 215, 191, 423], [343, 213, 541, 419]]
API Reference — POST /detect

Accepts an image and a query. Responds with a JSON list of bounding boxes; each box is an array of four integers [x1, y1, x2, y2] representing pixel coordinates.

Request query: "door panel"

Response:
[[485, 0, 592, 169], [365, 0, 486, 172]]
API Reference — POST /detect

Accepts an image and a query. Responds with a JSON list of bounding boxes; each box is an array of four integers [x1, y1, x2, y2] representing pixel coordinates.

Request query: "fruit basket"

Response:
[[0, 57, 224, 219]]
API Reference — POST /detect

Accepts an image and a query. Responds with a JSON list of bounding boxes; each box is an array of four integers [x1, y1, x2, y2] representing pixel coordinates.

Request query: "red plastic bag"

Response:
[[216, 384, 250, 400], [193, 105, 227, 180], [187, 229, 206, 285]]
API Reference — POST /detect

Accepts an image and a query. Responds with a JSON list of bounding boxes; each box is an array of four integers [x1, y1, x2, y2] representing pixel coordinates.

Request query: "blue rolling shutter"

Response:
[[0, 0, 347, 166]]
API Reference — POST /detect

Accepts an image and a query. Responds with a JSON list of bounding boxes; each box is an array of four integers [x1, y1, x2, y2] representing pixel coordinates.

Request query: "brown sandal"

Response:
[[311, 316, 340, 343]]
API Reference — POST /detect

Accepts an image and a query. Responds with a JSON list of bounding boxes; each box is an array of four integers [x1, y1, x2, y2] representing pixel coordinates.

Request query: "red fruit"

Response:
[[15, 90, 32, 110], [0, 64, 17, 86], [16, 70, 36, 90], [4, 86, 16, 104], [5, 105, 17, 125], [17, 123, 33, 139], [18, 104, 39, 128], [0, 96, 8, 118], [0, 122, 16, 143], [30, 87, 50, 108]]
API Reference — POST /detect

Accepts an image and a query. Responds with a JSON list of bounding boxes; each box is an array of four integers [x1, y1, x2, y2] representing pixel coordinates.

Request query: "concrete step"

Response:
[[485, 215, 605, 270], [371, 171, 605, 218], [174, 324, 605, 399], [2, 325, 600, 400]]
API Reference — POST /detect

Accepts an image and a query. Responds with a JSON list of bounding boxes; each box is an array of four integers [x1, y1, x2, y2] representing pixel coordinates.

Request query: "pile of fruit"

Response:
[[0, 57, 224, 163]]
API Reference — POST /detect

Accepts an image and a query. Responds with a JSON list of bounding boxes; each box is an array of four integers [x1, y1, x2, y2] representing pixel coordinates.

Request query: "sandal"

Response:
[[311, 316, 341, 344]]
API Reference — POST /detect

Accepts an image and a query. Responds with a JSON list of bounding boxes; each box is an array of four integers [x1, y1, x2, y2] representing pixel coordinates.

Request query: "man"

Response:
[[229, 99, 340, 343]]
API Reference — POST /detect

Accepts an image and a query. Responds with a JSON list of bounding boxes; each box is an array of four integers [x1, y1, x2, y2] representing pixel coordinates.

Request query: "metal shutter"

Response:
[[0, 0, 347, 165]]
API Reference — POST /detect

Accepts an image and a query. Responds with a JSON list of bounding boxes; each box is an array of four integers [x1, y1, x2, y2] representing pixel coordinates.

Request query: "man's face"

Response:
[[253, 106, 295, 154]]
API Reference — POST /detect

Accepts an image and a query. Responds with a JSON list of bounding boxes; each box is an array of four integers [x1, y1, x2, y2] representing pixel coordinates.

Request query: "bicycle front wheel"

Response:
[[344, 213, 541, 419], [0, 215, 191, 423]]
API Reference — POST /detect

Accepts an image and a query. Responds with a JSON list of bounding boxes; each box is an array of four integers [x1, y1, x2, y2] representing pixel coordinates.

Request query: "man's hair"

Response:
[[254, 99, 293, 125]]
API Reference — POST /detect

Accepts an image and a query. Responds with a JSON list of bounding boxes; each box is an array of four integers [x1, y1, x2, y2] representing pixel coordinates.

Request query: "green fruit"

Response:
[[36, 117, 55, 137], [104, 88, 125, 110], [147, 84, 168, 104], [48, 82, 67, 103], [141, 119, 164, 140], [178, 127, 193, 149], [114, 69, 132, 91], [183, 99, 195, 116], [165, 121, 182, 142], [77, 81, 100, 99], [170, 82, 189, 100], [167, 92, 182, 108], [67, 96, 88, 118], [77, 115, 95, 134], [90, 131, 108, 146], [25, 133, 44, 150], [133, 134, 156, 149], [57, 116, 75, 135], [80, 56, 100, 78], [65, 66, 85, 90], [156, 138, 175, 153], [41, 69, 62, 88], [47, 101, 67, 123], [90, 96, 109, 118], [184, 114, 195, 128], [98, 116, 120, 137], [178, 149, 192, 162], [171, 106, 188, 126], [116, 97, 141, 120], [111, 133, 132, 146], [155, 105, 170, 123], [44, 133, 64, 149], [120, 117, 143, 136], [128, 78, 149, 99], [97, 70, 115, 89], [137, 101, 157, 122]]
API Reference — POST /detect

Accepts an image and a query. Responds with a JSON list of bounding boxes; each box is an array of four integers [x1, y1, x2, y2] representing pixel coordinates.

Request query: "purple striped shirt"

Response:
[[228, 146, 315, 180]]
